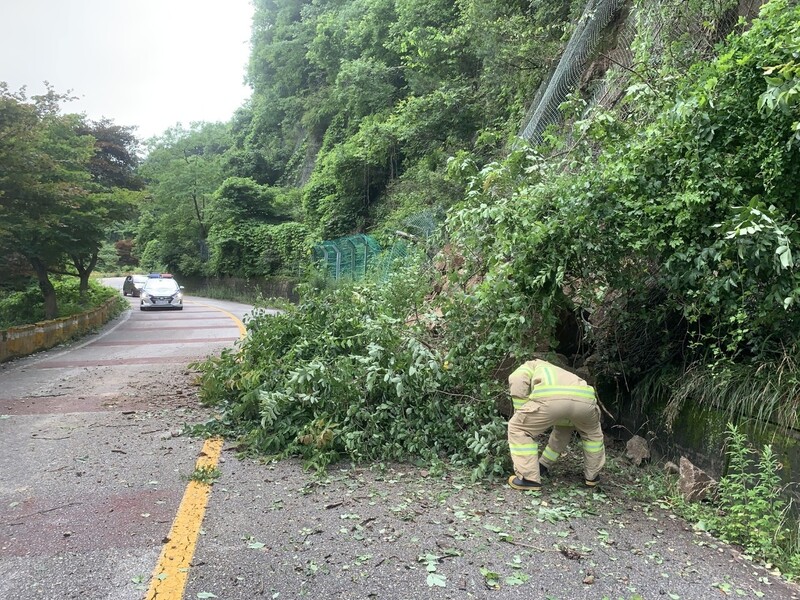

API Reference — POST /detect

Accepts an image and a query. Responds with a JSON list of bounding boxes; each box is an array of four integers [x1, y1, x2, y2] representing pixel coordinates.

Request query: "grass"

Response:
[[0, 278, 124, 329], [634, 360, 800, 435], [186, 466, 221, 485]]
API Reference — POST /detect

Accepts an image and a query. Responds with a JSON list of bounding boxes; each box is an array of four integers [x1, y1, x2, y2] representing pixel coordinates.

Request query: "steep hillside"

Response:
[[187, 0, 800, 574]]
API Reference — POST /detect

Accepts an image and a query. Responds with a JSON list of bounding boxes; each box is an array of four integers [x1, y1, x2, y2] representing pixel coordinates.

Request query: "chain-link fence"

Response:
[[313, 211, 444, 282], [312, 234, 382, 281]]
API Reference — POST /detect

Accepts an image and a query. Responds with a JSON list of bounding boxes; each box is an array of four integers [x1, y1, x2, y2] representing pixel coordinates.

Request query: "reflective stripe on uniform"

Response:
[[534, 364, 555, 385], [582, 439, 604, 453], [515, 366, 535, 379], [529, 385, 595, 400], [512, 396, 528, 410], [509, 442, 538, 456], [542, 446, 560, 462]]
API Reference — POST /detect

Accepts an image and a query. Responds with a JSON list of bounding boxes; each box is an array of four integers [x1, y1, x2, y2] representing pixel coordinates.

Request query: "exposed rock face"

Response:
[[625, 435, 651, 466], [678, 456, 718, 502]]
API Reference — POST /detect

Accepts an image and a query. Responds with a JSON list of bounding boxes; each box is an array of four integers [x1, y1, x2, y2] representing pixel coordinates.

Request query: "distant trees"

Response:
[[0, 85, 141, 318], [137, 123, 312, 279], [67, 119, 144, 294], [136, 123, 231, 275], [130, 0, 580, 281]]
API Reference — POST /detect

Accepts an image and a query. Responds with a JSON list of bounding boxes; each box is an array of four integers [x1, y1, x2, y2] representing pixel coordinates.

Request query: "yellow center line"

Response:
[[185, 300, 247, 337], [145, 437, 223, 599], [145, 302, 246, 599]]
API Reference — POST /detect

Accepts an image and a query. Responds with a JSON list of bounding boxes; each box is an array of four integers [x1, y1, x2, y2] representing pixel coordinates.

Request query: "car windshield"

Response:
[[143, 280, 180, 294]]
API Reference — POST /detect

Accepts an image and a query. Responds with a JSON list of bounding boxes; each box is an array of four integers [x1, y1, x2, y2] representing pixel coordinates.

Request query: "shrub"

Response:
[[193, 254, 511, 479], [0, 278, 120, 328]]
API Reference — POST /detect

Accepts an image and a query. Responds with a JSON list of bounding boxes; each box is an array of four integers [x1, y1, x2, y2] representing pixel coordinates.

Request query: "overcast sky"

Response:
[[0, 0, 254, 140]]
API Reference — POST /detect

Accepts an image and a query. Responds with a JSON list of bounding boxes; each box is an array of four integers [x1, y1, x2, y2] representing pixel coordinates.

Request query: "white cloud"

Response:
[[0, 0, 253, 139]]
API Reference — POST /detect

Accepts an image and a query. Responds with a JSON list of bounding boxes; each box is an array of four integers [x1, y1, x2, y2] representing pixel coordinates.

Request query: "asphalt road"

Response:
[[2, 279, 799, 600], [0, 278, 253, 600]]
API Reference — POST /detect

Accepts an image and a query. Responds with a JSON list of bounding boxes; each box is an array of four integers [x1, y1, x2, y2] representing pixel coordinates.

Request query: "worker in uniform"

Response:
[[507, 357, 605, 490]]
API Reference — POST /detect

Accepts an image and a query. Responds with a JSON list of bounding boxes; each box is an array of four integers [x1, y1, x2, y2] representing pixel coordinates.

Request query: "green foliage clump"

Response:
[[208, 221, 311, 278], [710, 425, 790, 562], [447, 0, 800, 384], [194, 255, 510, 478], [0, 278, 121, 329], [679, 424, 800, 577]]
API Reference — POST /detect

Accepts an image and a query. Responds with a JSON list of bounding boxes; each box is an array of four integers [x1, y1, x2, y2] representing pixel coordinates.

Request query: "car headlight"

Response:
[[141, 292, 150, 299]]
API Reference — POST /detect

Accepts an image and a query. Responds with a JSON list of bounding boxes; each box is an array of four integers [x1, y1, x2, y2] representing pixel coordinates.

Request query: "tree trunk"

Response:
[[71, 251, 99, 300], [30, 257, 58, 320]]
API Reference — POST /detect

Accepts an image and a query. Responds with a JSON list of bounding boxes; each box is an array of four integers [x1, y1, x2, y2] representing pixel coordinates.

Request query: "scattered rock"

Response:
[[678, 456, 717, 502], [625, 435, 651, 466]]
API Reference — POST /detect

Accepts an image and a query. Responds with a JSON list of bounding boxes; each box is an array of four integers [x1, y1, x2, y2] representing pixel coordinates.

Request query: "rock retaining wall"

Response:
[[0, 298, 118, 363], [617, 397, 800, 504]]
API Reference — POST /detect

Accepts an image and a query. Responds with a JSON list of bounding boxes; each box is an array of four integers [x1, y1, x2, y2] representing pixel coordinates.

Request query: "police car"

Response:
[[139, 273, 184, 311]]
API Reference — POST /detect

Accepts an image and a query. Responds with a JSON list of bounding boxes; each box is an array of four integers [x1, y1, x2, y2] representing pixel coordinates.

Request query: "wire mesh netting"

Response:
[[398, 210, 439, 241], [519, 0, 626, 146], [313, 211, 444, 281], [519, 0, 766, 148]]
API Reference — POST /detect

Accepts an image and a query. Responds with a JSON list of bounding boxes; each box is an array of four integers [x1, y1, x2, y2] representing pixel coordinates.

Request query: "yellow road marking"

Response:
[[146, 302, 246, 599], [145, 437, 223, 599], [186, 300, 247, 337]]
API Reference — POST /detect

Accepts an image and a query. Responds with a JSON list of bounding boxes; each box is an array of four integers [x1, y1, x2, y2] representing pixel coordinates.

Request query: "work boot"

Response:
[[508, 474, 541, 491], [539, 464, 549, 478], [584, 475, 600, 488]]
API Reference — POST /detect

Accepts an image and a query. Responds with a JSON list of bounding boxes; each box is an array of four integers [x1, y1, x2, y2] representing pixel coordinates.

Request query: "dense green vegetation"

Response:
[[0, 279, 122, 329], [191, 1, 800, 573], [193, 0, 800, 467], [4, 0, 800, 575], [132, 0, 583, 279], [0, 85, 143, 319]]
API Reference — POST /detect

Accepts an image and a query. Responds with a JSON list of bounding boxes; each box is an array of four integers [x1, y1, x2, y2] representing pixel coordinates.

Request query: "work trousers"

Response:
[[507, 396, 605, 483]]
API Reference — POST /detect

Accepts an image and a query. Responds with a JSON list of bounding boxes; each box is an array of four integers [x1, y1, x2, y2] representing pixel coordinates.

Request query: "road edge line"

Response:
[[185, 301, 247, 337]]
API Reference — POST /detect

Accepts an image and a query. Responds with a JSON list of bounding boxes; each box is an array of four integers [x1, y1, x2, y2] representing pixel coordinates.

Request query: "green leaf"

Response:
[[505, 572, 530, 586], [426, 573, 447, 587]]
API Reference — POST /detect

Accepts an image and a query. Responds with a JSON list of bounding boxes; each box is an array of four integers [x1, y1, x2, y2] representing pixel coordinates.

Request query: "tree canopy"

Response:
[[0, 85, 141, 316]]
